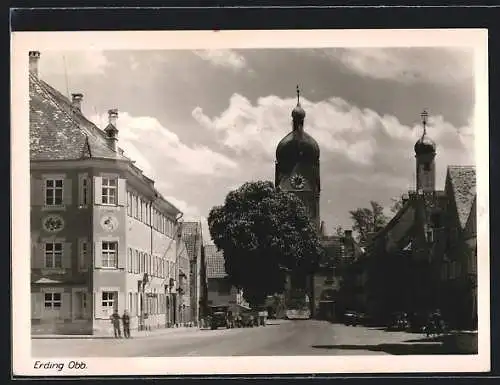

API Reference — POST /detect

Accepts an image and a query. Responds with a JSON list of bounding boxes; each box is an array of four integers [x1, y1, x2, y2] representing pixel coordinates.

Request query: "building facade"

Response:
[[181, 221, 208, 326], [29, 51, 191, 335], [361, 113, 477, 328]]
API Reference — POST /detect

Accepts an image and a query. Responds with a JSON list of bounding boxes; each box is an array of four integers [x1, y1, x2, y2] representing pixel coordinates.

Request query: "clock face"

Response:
[[290, 174, 306, 189], [42, 215, 65, 233], [101, 215, 118, 232]]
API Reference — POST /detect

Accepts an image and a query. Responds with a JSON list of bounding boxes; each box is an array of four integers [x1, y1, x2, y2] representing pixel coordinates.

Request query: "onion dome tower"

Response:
[[275, 85, 321, 232], [414, 110, 437, 193]]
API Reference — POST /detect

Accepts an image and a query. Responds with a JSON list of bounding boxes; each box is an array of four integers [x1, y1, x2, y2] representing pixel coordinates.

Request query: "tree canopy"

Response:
[[208, 181, 323, 307], [348, 201, 388, 245]]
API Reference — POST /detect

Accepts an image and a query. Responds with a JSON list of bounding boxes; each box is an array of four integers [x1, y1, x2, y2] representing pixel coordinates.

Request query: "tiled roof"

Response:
[[181, 222, 202, 262], [447, 165, 476, 229], [204, 245, 227, 279], [30, 73, 128, 161]]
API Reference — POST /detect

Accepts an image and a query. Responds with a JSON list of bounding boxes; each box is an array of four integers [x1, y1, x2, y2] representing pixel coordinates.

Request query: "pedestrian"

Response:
[[110, 309, 122, 338], [122, 309, 131, 338]]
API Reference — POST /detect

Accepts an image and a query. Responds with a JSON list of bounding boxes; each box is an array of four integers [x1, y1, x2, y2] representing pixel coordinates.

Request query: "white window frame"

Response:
[[44, 292, 62, 309], [44, 242, 63, 268], [102, 241, 118, 268], [102, 291, 116, 310], [45, 178, 64, 207], [101, 177, 117, 205]]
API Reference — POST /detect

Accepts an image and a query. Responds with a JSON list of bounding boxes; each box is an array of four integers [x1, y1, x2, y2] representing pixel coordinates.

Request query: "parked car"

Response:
[[344, 310, 363, 326], [208, 305, 230, 330]]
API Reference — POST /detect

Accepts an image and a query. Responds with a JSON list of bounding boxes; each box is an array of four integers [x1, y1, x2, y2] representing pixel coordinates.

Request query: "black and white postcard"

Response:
[[11, 28, 489, 375]]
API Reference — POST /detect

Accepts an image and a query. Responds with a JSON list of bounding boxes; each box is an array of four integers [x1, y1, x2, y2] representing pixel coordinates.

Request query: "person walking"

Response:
[[122, 309, 131, 338], [110, 309, 122, 338]]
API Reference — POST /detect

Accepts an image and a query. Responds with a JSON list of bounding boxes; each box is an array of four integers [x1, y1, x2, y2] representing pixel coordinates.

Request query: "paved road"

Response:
[[32, 320, 445, 357]]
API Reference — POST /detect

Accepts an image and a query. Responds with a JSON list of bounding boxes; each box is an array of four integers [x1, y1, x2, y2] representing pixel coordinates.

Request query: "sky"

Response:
[[37, 47, 475, 243]]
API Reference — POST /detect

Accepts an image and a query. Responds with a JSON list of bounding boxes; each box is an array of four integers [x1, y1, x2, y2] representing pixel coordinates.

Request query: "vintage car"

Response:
[[343, 310, 365, 326], [208, 305, 230, 330]]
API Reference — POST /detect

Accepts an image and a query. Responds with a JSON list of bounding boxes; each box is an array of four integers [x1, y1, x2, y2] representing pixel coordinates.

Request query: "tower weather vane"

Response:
[[420, 109, 429, 135]]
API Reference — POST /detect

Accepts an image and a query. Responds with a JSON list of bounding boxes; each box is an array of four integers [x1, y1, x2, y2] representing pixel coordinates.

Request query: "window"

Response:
[[102, 291, 115, 310], [134, 196, 139, 218], [102, 178, 117, 205], [45, 242, 63, 268], [79, 240, 88, 270], [45, 179, 63, 206], [129, 292, 133, 312], [102, 241, 118, 268], [127, 248, 133, 273], [79, 176, 89, 206], [127, 192, 133, 216], [44, 292, 61, 309]]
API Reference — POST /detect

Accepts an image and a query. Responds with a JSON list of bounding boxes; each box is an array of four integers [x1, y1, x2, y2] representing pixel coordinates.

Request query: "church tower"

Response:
[[414, 110, 437, 193], [275, 86, 321, 232]]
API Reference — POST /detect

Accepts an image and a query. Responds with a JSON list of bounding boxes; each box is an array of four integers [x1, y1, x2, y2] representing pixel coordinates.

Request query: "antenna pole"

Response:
[[63, 55, 70, 99]]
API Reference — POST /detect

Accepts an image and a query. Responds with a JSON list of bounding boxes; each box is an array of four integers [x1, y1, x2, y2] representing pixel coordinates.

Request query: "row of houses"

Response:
[[335, 114, 477, 330], [29, 51, 244, 335]]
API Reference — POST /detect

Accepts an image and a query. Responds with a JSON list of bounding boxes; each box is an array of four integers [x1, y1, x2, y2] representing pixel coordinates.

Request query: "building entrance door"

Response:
[[74, 291, 89, 319]]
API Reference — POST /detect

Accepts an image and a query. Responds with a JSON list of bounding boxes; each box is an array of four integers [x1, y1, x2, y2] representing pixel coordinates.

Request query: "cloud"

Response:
[[165, 196, 201, 220], [88, 111, 238, 178], [191, 93, 475, 191], [193, 49, 248, 71], [323, 47, 473, 85], [39, 50, 111, 76]]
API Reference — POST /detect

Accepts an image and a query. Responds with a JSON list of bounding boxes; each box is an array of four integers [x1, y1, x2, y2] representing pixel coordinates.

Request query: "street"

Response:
[[32, 319, 449, 357]]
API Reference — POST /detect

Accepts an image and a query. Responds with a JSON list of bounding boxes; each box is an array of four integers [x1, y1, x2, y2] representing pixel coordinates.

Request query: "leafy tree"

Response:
[[349, 201, 388, 245], [208, 181, 323, 308], [390, 196, 404, 214]]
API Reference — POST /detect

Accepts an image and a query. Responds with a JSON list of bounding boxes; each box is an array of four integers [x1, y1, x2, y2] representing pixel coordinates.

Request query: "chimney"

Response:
[[104, 109, 119, 152], [108, 108, 118, 127], [29, 51, 40, 77], [71, 93, 83, 111], [344, 229, 353, 238]]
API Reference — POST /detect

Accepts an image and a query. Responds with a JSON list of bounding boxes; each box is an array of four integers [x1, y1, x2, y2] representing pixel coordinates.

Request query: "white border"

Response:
[[12, 29, 490, 375]]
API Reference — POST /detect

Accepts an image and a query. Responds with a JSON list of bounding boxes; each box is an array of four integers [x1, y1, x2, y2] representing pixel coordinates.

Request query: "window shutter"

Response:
[[118, 291, 125, 314], [63, 178, 72, 205], [118, 179, 127, 206], [34, 243, 45, 269], [94, 241, 102, 268], [61, 292, 71, 320], [31, 292, 43, 319], [94, 176, 102, 205], [118, 244, 125, 270], [63, 242, 72, 269], [32, 178, 45, 206], [94, 291, 102, 319]]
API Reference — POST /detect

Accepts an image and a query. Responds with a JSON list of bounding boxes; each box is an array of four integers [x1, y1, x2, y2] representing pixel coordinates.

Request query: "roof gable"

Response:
[[30, 74, 126, 161], [446, 166, 476, 229]]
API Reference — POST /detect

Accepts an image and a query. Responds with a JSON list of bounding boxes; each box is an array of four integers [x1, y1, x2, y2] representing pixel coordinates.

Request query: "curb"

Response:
[[32, 326, 201, 340]]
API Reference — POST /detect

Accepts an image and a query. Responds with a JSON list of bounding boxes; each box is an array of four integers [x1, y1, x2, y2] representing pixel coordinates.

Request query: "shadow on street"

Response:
[[311, 339, 467, 355]]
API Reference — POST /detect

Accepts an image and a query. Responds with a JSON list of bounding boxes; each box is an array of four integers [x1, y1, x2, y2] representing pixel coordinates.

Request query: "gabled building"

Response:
[[363, 112, 477, 328], [204, 245, 249, 315], [29, 51, 189, 335]]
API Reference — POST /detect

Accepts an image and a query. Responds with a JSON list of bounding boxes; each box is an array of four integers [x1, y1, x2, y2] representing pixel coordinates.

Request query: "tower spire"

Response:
[[296, 84, 301, 106]]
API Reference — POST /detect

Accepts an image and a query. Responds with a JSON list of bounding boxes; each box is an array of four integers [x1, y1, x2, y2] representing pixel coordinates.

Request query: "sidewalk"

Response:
[[32, 325, 202, 340]]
